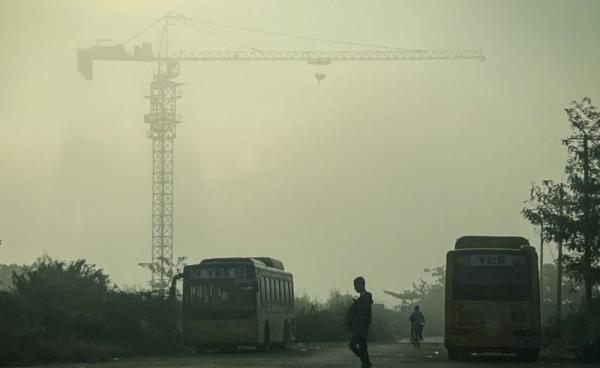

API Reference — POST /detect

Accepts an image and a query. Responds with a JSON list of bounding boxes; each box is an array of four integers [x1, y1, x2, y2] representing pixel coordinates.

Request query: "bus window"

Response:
[[283, 280, 288, 304], [285, 281, 290, 304], [258, 278, 264, 304], [280, 280, 284, 303], [453, 255, 531, 301], [271, 279, 276, 303]]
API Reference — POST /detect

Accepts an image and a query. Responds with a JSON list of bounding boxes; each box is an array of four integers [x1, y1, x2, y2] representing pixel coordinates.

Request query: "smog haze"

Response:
[[1, 0, 599, 303]]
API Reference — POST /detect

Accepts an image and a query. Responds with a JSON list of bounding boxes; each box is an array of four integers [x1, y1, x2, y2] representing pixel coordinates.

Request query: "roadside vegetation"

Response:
[[0, 256, 182, 366], [522, 97, 600, 362], [0, 256, 406, 366]]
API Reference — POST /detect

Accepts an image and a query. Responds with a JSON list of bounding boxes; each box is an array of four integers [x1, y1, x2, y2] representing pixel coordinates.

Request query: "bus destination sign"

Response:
[[469, 254, 514, 267], [196, 267, 250, 279]]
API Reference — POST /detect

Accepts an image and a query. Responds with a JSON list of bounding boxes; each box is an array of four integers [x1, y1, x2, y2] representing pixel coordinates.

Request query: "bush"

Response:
[[294, 290, 402, 343], [563, 300, 600, 362], [0, 257, 182, 366]]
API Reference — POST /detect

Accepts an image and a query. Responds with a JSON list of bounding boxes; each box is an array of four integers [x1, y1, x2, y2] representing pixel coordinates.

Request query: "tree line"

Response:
[[0, 256, 412, 366], [521, 97, 600, 360]]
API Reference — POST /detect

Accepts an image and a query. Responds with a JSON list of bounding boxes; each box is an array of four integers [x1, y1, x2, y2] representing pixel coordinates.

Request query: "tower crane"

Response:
[[77, 12, 484, 290]]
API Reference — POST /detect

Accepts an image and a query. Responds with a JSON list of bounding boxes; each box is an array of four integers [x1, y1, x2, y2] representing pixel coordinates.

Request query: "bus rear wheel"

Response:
[[516, 349, 538, 362], [283, 322, 292, 350], [447, 349, 469, 360]]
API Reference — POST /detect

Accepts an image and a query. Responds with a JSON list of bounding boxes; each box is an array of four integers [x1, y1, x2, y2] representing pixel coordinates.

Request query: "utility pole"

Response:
[[582, 133, 593, 308], [565, 129, 595, 308], [556, 183, 564, 328], [540, 222, 544, 301]]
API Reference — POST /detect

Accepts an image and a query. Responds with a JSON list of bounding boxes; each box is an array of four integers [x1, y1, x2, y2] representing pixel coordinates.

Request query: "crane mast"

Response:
[[143, 59, 181, 290], [77, 13, 484, 290]]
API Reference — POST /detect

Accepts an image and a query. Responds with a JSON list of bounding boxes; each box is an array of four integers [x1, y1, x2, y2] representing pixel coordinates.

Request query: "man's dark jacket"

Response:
[[346, 291, 373, 336]]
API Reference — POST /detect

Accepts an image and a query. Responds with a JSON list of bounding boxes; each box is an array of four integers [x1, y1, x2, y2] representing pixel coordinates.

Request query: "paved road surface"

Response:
[[33, 342, 583, 368]]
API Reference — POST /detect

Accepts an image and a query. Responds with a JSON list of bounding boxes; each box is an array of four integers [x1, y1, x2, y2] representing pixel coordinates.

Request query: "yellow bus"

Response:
[[444, 236, 541, 361], [181, 257, 295, 351]]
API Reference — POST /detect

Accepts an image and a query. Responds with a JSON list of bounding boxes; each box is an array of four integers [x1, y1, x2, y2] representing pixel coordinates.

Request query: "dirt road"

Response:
[[33, 342, 584, 368]]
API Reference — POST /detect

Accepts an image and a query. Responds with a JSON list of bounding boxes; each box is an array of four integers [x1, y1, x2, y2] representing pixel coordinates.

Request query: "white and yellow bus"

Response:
[[444, 236, 541, 361], [181, 257, 295, 351]]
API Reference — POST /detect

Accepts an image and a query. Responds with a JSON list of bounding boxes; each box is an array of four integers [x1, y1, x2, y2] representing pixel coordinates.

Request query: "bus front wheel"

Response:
[[258, 324, 270, 352], [447, 349, 459, 360], [516, 349, 538, 362]]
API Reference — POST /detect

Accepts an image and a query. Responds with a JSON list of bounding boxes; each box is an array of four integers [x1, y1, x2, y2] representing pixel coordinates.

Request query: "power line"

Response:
[[121, 14, 167, 45], [174, 13, 412, 50], [180, 22, 263, 53]]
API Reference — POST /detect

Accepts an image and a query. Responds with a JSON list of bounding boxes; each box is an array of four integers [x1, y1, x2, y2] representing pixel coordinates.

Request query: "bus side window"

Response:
[[280, 280, 285, 304], [290, 282, 294, 303], [274, 278, 279, 303], [283, 281, 288, 304], [278, 279, 283, 304], [279, 280, 283, 304], [264, 277, 268, 302], [286, 281, 290, 304], [272, 278, 276, 303], [268, 277, 273, 302], [279, 280, 284, 304]]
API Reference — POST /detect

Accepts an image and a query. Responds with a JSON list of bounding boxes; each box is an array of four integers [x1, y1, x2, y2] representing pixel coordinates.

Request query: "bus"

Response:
[[180, 257, 295, 351], [444, 236, 541, 361]]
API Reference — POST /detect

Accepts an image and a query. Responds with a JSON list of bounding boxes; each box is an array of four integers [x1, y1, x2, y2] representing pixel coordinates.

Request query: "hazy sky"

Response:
[[1, 0, 599, 304]]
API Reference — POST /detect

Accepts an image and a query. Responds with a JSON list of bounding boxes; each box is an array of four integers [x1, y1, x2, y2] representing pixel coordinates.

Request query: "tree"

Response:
[[0, 263, 29, 291], [563, 97, 600, 307], [522, 180, 574, 323], [523, 98, 600, 309], [11, 255, 111, 340], [384, 266, 445, 336]]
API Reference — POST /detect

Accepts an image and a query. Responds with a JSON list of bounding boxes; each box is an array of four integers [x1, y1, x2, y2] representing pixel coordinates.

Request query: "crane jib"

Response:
[[77, 44, 485, 80]]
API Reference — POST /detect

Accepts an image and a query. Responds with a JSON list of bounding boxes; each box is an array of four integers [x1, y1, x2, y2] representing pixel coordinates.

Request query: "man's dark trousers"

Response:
[[349, 332, 370, 366]]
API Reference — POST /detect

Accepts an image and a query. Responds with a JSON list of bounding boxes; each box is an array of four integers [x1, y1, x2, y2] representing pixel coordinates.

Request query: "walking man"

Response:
[[347, 276, 373, 368]]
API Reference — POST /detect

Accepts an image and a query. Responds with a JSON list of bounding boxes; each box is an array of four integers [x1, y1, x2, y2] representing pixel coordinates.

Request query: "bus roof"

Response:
[[200, 257, 285, 271], [455, 236, 530, 250]]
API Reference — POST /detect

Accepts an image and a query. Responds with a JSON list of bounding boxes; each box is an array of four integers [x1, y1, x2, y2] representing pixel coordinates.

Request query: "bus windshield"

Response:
[[453, 252, 531, 301], [188, 282, 256, 309], [184, 264, 257, 310]]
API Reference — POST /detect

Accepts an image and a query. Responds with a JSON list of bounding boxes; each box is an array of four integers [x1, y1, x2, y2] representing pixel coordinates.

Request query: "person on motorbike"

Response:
[[409, 305, 425, 344]]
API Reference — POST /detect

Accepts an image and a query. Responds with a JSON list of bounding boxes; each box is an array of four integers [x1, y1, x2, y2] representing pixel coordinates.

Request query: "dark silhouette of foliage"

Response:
[[294, 290, 401, 342], [0, 263, 28, 291], [563, 98, 600, 303], [384, 266, 445, 336], [522, 97, 600, 360], [523, 98, 600, 304], [0, 256, 183, 366]]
